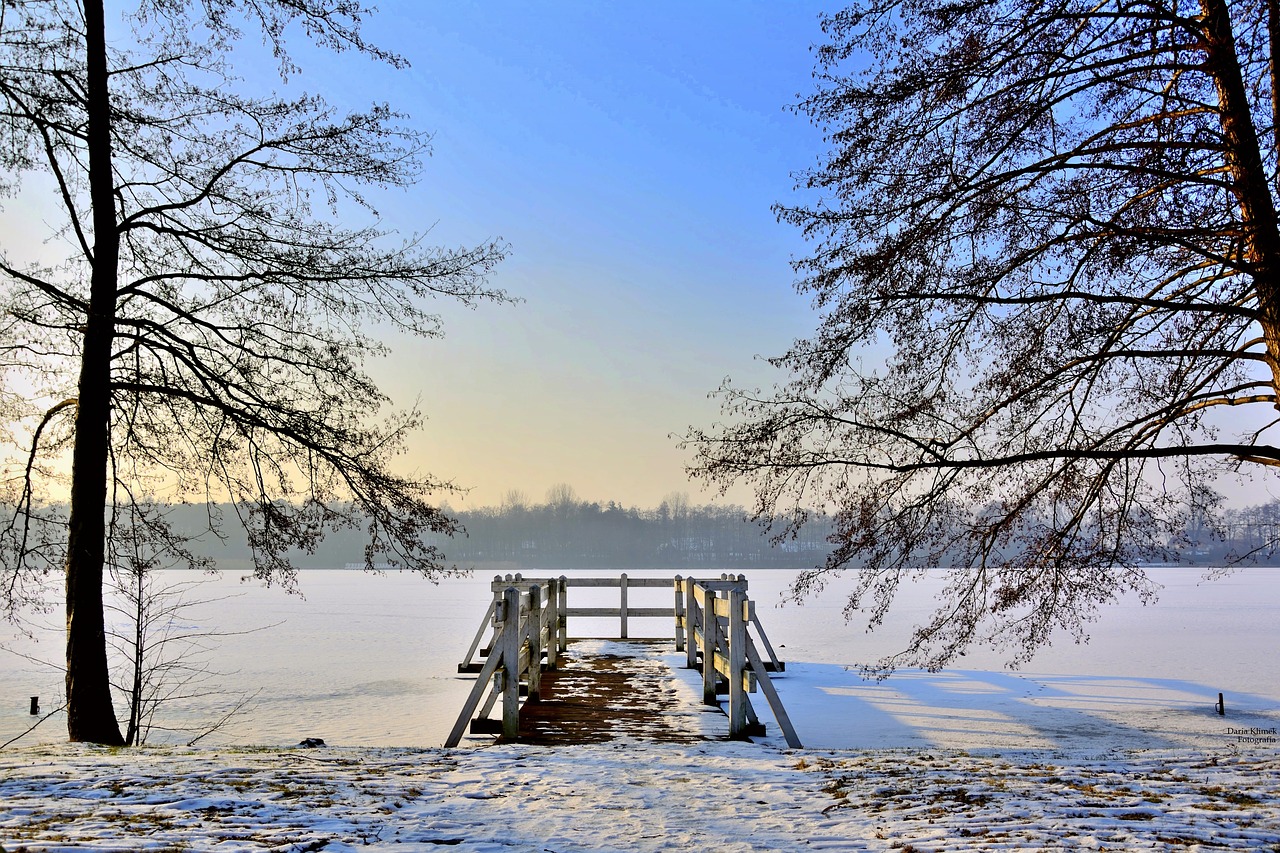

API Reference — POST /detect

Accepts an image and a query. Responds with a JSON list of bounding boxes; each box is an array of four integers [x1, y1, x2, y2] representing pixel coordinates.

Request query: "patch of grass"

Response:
[[1199, 785, 1260, 806], [822, 781, 851, 800], [930, 787, 992, 807], [871, 785, 914, 799]]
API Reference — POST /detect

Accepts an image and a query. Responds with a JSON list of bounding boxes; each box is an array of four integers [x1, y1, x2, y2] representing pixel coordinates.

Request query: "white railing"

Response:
[[446, 579, 563, 747], [448, 574, 801, 749], [676, 575, 801, 748]]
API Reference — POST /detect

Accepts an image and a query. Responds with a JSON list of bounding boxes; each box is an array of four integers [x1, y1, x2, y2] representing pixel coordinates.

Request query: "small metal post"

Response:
[[29, 696, 39, 715], [1217, 692, 1225, 716]]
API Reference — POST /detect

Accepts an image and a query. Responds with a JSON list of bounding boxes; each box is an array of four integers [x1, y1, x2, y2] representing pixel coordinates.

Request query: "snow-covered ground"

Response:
[[2, 741, 1278, 851], [3, 641, 1278, 852], [3, 569, 1279, 849], [727, 655, 1280, 754]]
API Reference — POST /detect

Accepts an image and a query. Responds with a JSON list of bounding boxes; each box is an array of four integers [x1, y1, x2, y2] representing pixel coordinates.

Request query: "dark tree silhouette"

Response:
[[687, 0, 1280, 674], [0, 0, 507, 742]]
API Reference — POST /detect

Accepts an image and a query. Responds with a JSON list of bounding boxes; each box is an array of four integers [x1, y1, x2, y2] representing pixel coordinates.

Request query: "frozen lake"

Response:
[[2, 566, 1277, 750]]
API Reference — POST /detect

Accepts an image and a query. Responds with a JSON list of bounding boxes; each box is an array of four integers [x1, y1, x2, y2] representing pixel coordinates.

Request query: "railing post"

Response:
[[701, 583, 717, 706], [486, 576, 504, 650], [619, 572, 629, 639], [501, 586, 521, 740], [557, 575, 568, 655], [686, 578, 699, 669], [544, 578, 559, 669], [728, 586, 748, 739], [528, 584, 543, 701], [673, 575, 685, 651]]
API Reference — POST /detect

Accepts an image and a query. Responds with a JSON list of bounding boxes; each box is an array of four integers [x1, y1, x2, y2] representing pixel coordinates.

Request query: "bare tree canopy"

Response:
[[0, 0, 509, 742], [687, 0, 1280, 674]]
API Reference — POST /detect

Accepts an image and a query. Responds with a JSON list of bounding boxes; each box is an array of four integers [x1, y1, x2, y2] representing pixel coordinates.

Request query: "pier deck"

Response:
[[504, 640, 713, 745]]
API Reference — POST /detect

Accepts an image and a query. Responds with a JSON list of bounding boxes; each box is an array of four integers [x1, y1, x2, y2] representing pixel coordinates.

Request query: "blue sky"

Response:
[[302, 2, 834, 509]]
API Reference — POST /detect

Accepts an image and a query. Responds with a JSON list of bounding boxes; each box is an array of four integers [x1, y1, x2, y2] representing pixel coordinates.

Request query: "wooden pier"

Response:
[[446, 574, 802, 748]]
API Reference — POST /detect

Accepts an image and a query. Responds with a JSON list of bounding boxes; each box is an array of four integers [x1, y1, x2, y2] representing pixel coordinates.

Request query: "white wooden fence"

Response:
[[676, 575, 801, 748], [447, 574, 802, 748]]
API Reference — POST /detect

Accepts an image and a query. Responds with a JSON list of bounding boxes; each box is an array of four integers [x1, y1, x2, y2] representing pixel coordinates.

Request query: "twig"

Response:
[[1, 703, 66, 750], [185, 690, 259, 747]]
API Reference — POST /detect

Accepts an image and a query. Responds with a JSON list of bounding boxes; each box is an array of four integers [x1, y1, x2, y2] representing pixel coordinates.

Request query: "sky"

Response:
[[289, 2, 835, 510], [9, 2, 1277, 514]]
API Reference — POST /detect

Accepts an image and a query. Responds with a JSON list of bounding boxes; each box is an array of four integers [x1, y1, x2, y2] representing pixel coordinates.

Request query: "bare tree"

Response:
[[104, 502, 264, 747], [0, 1, 508, 743], [687, 0, 1280, 674], [660, 491, 691, 520], [500, 489, 530, 513], [545, 483, 579, 515]]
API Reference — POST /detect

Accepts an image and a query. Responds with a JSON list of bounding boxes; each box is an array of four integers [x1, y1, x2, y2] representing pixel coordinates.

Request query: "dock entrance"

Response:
[[495, 640, 710, 745], [446, 574, 802, 748]]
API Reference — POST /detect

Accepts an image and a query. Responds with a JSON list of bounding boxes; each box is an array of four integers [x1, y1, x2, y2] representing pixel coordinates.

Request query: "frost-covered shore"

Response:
[[1, 742, 1278, 851], [4, 617, 1279, 851]]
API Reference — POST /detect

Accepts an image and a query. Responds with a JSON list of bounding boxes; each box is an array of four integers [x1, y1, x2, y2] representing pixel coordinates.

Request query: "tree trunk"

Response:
[[65, 0, 124, 746], [1200, 0, 1280, 400]]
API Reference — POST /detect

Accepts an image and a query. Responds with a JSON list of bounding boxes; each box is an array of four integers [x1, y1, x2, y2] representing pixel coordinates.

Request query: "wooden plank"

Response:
[[684, 581, 699, 669], [469, 717, 503, 734], [445, 642, 504, 747], [556, 577, 568, 661], [527, 585, 543, 702], [749, 609, 784, 671], [739, 690, 766, 737], [712, 597, 753, 621], [562, 577, 673, 588], [673, 576, 685, 651], [620, 573, 629, 639], [479, 678, 500, 719], [457, 597, 497, 672], [500, 587, 521, 740], [564, 606, 671, 618], [701, 587, 717, 706], [625, 577, 677, 588], [711, 648, 755, 692], [490, 575, 535, 592], [745, 638, 803, 749], [697, 578, 748, 593], [488, 576, 673, 590], [728, 588, 748, 739]]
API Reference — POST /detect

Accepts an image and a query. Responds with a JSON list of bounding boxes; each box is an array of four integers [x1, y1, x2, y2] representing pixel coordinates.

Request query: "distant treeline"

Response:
[[154, 494, 836, 571], [1189, 499, 1280, 564], [23, 490, 1280, 572], [431, 498, 834, 570]]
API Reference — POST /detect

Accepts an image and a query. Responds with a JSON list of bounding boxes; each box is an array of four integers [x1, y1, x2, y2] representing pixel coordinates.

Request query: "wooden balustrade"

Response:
[[448, 573, 801, 749]]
